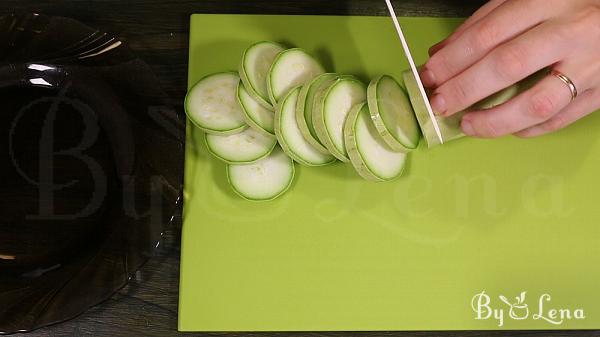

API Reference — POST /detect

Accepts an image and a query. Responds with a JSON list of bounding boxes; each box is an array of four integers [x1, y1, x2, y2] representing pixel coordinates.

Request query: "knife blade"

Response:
[[384, 0, 444, 145]]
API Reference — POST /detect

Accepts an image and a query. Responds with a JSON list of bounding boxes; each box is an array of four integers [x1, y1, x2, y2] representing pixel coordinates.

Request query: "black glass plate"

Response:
[[0, 13, 184, 334]]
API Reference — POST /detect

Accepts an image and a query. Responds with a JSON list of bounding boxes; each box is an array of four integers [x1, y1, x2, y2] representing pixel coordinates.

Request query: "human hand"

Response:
[[420, 0, 600, 138]]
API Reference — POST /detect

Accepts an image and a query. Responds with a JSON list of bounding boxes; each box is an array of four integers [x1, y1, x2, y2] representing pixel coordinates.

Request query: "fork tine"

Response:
[[39, 32, 123, 63], [3, 12, 124, 64], [35, 30, 104, 61], [77, 34, 114, 57], [55, 31, 104, 55], [78, 36, 123, 59]]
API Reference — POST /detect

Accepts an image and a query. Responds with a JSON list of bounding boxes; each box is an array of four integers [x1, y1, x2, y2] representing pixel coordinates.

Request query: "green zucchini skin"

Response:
[[204, 128, 277, 165], [295, 73, 339, 154], [344, 103, 383, 182], [312, 76, 366, 162], [266, 48, 325, 106], [275, 86, 336, 167], [226, 146, 295, 201], [237, 80, 275, 137], [239, 41, 285, 110], [367, 75, 420, 153], [185, 72, 248, 135], [344, 102, 407, 182]]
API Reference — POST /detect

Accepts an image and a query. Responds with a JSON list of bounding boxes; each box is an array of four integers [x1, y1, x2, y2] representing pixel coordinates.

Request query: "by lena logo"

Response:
[[471, 291, 585, 327]]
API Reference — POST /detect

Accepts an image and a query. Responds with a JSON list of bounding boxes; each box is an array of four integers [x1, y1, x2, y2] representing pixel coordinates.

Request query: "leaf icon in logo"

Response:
[[518, 291, 527, 304], [499, 295, 511, 306], [499, 292, 530, 320]]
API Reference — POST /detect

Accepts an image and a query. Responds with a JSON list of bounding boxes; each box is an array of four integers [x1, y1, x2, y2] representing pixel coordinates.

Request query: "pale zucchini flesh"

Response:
[[368, 75, 420, 152], [205, 127, 277, 164], [344, 102, 407, 182], [267, 48, 325, 106], [295, 73, 339, 154], [313, 76, 366, 162], [275, 87, 336, 166], [239, 41, 285, 109], [185, 72, 247, 135], [227, 146, 295, 201], [237, 81, 275, 136]]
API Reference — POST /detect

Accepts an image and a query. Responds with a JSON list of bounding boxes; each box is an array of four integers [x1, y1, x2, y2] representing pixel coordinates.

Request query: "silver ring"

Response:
[[550, 69, 578, 102]]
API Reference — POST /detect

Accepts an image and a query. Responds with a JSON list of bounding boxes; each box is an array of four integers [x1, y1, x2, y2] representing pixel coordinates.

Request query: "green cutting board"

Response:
[[180, 14, 600, 331]]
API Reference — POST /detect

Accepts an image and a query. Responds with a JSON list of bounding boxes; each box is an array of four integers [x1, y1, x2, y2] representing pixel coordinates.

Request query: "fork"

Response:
[[0, 12, 124, 89], [0, 12, 123, 64], [35, 31, 123, 63]]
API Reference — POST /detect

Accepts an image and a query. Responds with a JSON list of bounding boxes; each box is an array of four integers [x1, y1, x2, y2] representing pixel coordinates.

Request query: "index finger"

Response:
[[422, 0, 562, 88]]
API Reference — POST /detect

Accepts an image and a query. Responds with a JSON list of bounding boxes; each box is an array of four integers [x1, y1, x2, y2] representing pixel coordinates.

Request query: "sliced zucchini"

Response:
[[403, 70, 546, 147], [237, 81, 275, 136], [185, 72, 248, 135], [267, 48, 325, 106], [313, 76, 366, 162], [239, 41, 285, 109], [275, 86, 336, 166], [367, 75, 420, 152], [344, 102, 407, 182], [295, 73, 339, 154], [227, 147, 295, 201], [403, 70, 464, 148], [205, 127, 277, 164]]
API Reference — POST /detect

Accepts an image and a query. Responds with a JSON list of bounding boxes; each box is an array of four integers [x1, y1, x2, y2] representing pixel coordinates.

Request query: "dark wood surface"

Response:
[[2, 1, 598, 336]]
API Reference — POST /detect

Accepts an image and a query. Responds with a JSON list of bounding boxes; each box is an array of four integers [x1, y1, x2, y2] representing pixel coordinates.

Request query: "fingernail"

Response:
[[462, 119, 475, 136], [430, 93, 446, 116], [428, 41, 445, 56], [420, 68, 437, 88]]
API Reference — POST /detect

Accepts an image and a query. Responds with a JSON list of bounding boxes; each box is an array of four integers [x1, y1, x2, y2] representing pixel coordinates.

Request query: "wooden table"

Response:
[[2, 1, 597, 336]]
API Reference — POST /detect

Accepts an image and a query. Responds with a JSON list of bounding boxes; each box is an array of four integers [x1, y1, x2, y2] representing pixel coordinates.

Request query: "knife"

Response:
[[384, 0, 444, 145]]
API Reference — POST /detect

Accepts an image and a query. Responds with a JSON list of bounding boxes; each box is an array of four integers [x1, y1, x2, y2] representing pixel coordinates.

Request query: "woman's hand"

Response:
[[420, 0, 600, 138]]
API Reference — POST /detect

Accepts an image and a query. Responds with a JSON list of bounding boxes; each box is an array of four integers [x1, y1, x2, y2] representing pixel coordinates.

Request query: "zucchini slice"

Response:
[[227, 146, 295, 201], [296, 73, 339, 154], [205, 127, 277, 164], [185, 72, 248, 135], [313, 76, 366, 162], [344, 102, 407, 182], [367, 75, 420, 152], [239, 41, 285, 109], [237, 81, 275, 137], [403, 70, 463, 148], [275, 86, 336, 166], [267, 48, 325, 106]]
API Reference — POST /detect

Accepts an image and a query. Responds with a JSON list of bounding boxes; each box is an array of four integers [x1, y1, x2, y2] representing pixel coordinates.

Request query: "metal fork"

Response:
[[37, 31, 123, 63], [0, 12, 123, 64], [0, 13, 124, 89]]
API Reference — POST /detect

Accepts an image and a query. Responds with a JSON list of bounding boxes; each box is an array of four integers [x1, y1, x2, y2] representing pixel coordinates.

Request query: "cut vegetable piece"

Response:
[[237, 81, 275, 136], [313, 76, 366, 162], [403, 69, 546, 148], [344, 102, 407, 182], [275, 86, 336, 166], [239, 41, 285, 109], [185, 72, 248, 135], [403, 70, 466, 147], [205, 127, 277, 164], [367, 75, 420, 152], [296, 73, 338, 154], [227, 147, 295, 201], [267, 48, 325, 106]]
